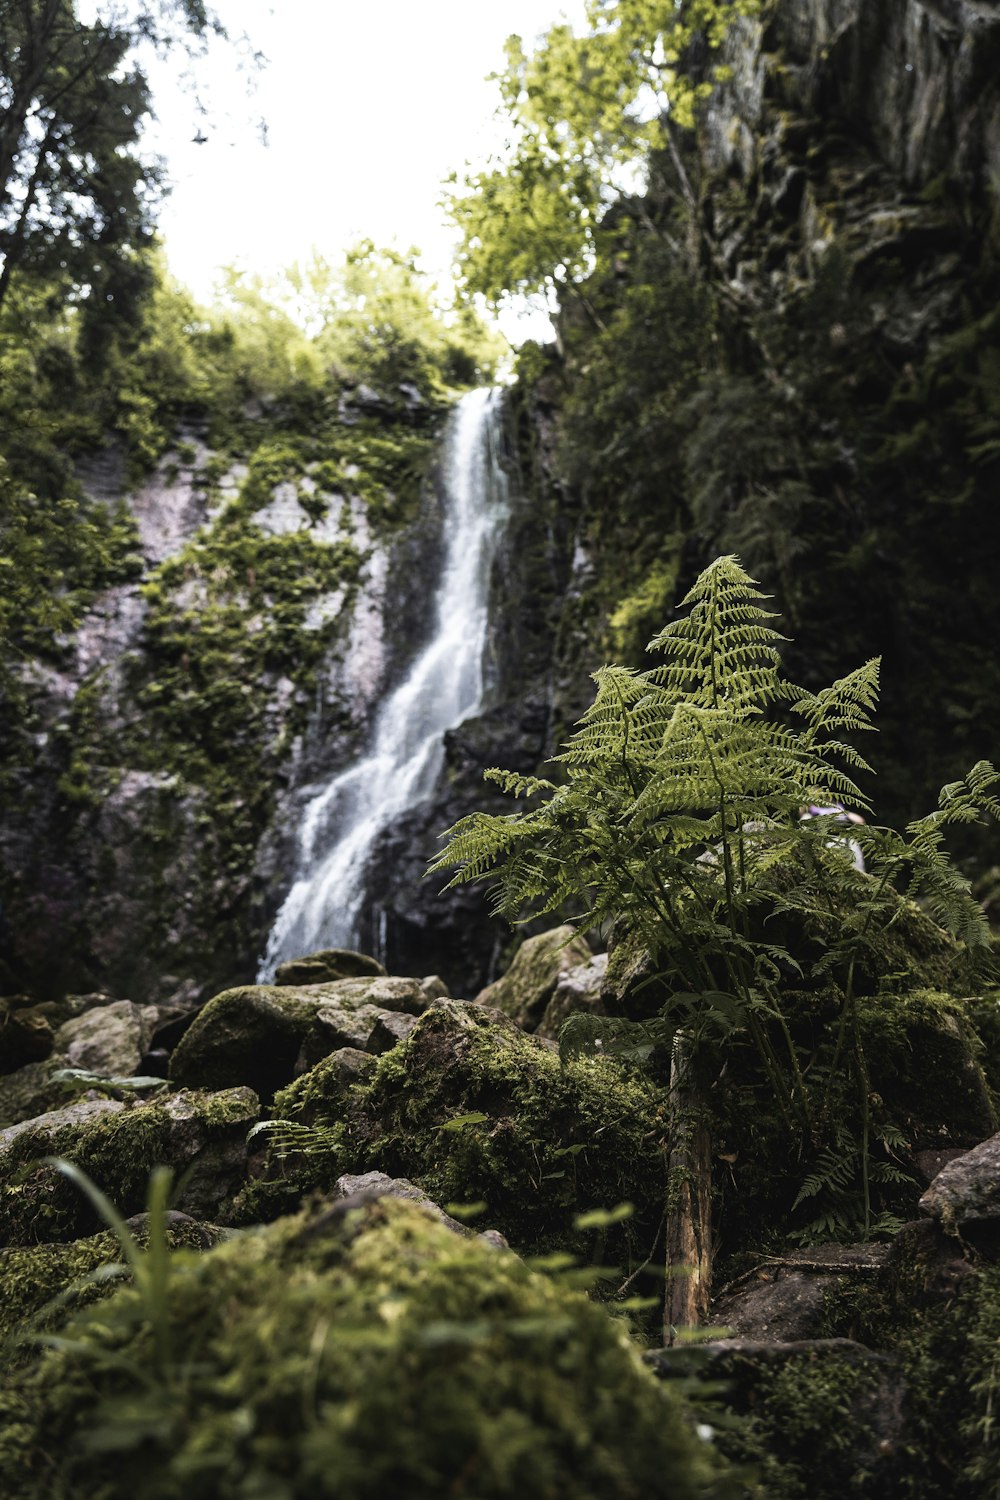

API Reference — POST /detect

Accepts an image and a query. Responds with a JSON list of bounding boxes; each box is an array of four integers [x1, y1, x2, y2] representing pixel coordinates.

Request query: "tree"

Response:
[[0, 0, 223, 317], [447, 0, 760, 315]]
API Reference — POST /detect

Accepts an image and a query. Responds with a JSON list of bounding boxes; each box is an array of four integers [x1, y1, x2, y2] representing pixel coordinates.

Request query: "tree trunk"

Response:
[[663, 1035, 713, 1343]]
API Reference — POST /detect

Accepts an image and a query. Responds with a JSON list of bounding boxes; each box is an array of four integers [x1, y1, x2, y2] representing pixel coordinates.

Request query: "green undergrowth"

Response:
[[711, 985, 995, 1265], [0, 1217, 223, 1355], [0, 1195, 732, 1500]]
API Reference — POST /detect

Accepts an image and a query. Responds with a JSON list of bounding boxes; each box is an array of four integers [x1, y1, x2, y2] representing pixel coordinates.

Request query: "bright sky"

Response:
[[145, 1, 588, 337]]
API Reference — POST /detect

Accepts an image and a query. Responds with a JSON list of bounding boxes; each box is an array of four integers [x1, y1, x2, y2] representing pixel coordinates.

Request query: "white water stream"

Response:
[[258, 387, 509, 978]]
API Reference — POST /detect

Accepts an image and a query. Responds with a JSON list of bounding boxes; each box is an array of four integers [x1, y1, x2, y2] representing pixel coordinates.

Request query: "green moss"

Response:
[[250, 1002, 670, 1267], [0, 1089, 256, 1244], [0, 1195, 730, 1500], [0, 1218, 224, 1354], [858, 989, 996, 1148]]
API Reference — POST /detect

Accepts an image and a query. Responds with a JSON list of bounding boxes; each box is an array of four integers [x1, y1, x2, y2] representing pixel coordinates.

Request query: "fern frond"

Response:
[[482, 768, 556, 799]]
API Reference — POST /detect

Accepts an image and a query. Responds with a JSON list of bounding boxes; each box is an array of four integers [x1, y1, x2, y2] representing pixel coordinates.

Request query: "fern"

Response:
[[432, 554, 1000, 1241]]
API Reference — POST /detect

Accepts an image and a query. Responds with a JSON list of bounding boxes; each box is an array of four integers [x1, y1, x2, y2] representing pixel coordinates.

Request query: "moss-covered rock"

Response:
[[0, 1195, 729, 1499], [0, 1087, 258, 1244], [0, 1215, 227, 1352], [475, 926, 593, 1030], [858, 989, 996, 1150], [246, 998, 670, 1264], [170, 978, 430, 1097], [274, 949, 387, 986]]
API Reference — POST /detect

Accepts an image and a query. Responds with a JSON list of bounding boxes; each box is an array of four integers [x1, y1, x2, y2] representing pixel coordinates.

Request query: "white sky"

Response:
[[144, 1, 589, 339]]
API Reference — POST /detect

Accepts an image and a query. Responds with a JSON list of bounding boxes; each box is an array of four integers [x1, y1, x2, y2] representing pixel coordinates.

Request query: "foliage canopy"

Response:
[[447, 0, 760, 310]]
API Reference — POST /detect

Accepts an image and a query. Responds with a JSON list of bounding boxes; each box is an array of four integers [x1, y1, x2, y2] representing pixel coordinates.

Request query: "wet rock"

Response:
[[920, 1130, 1000, 1225], [475, 926, 593, 1030], [273, 949, 387, 986]]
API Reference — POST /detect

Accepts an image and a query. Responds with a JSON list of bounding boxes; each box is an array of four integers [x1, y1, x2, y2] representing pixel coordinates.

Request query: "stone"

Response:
[[474, 926, 593, 1030], [170, 976, 431, 1098], [536, 952, 608, 1040], [0, 1087, 259, 1244], [0, 1196, 720, 1499], [920, 1131, 1000, 1225], [333, 1170, 472, 1232], [270, 996, 670, 1262], [711, 1243, 890, 1343], [54, 999, 150, 1078], [365, 1010, 419, 1055], [647, 1337, 905, 1492], [0, 1061, 65, 1128], [273, 948, 387, 986], [295, 1003, 390, 1071]]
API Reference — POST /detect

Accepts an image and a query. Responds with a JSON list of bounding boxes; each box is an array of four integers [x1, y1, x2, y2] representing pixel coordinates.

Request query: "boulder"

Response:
[[295, 1003, 392, 1071], [330, 1170, 507, 1246], [537, 952, 608, 1040], [273, 948, 387, 986], [0, 1195, 721, 1499], [710, 1243, 890, 1343], [53, 999, 150, 1078], [0, 1086, 259, 1244], [0, 1215, 228, 1345], [474, 925, 593, 1030], [648, 1337, 904, 1495], [258, 997, 671, 1261], [920, 1131, 1000, 1226], [365, 1010, 419, 1055], [170, 976, 431, 1098]]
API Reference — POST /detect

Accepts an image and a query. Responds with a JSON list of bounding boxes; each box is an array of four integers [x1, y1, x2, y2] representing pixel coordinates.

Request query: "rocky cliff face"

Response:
[[537, 0, 1000, 865], [0, 393, 451, 1002]]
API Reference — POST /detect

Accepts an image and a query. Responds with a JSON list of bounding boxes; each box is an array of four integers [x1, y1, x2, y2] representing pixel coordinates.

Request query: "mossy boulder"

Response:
[[249, 998, 670, 1262], [858, 989, 996, 1151], [274, 949, 387, 985], [170, 978, 431, 1097], [475, 926, 593, 1030], [0, 1215, 227, 1351], [0, 1088, 258, 1245], [0, 1195, 728, 1499]]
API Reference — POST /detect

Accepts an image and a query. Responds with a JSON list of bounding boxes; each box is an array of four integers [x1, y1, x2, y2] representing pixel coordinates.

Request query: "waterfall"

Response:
[[258, 386, 509, 979]]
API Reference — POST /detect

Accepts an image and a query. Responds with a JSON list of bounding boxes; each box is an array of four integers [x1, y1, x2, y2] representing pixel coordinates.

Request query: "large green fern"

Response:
[[432, 555, 999, 1239]]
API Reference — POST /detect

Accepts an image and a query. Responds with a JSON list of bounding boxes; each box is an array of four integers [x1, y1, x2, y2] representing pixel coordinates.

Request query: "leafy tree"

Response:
[[447, 0, 760, 314], [0, 0, 224, 318]]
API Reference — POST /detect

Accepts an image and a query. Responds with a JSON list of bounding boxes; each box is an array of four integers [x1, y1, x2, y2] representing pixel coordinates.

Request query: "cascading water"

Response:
[[258, 386, 509, 979]]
